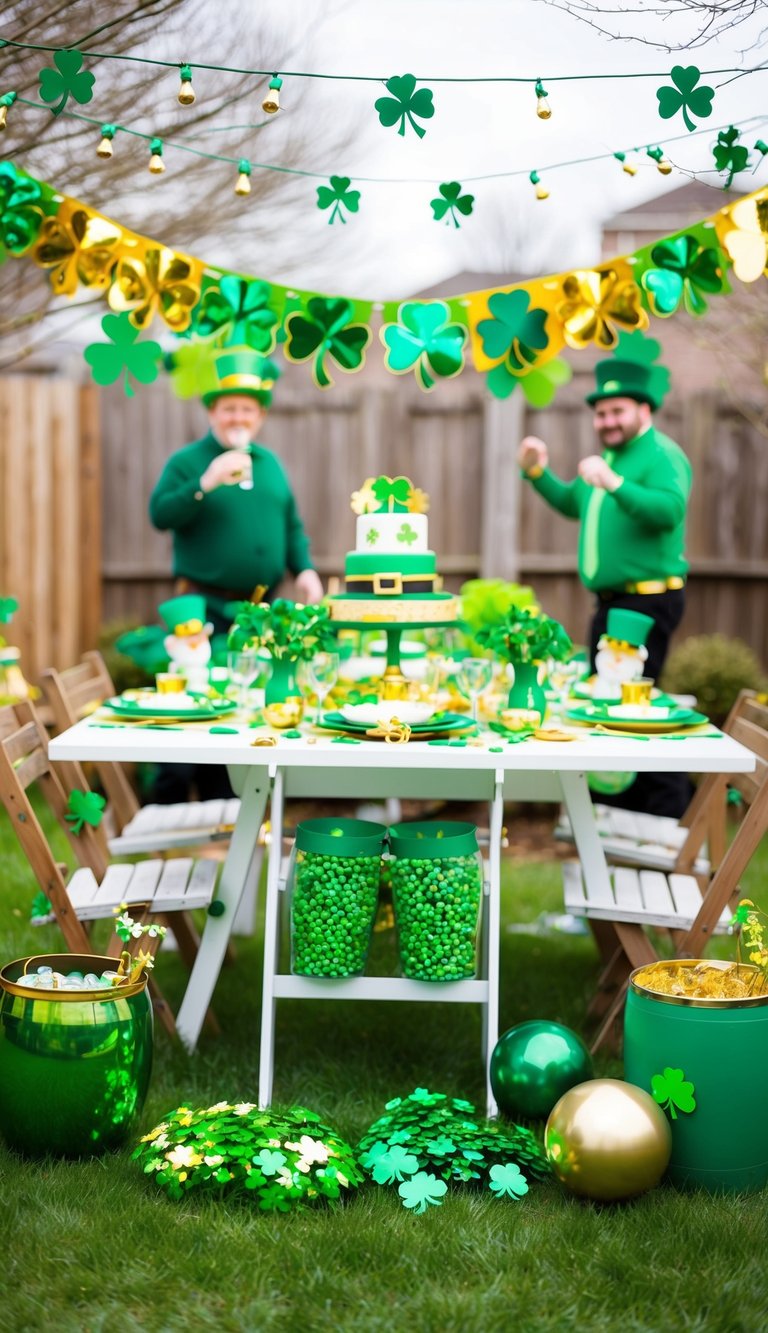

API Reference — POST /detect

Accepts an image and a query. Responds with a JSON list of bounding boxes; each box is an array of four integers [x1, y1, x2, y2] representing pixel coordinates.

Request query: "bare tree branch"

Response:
[[532, 0, 767, 51]]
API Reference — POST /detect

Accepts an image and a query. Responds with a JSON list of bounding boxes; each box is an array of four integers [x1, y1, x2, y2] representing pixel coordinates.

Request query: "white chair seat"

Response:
[[67, 856, 219, 921], [108, 798, 241, 854], [562, 859, 731, 933], [555, 803, 710, 876]]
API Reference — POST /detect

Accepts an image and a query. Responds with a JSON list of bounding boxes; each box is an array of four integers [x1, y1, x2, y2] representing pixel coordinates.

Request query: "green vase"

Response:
[[264, 655, 303, 728], [0, 954, 153, 1157], [507, 660, 546, 721], [624, 963, 768, 1192]]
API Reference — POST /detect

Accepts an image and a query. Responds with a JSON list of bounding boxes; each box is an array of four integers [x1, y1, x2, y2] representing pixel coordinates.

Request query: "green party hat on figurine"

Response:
[[201, 347, 281, 407], [158, 595, 211, 636], [605, 607, 654, 647], [585, 358, 668, 411]]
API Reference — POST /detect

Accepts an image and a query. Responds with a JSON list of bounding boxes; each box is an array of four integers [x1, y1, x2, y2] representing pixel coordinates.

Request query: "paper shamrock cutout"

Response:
[[398, 1171, 448, 1214], [65, 789, 106, 835], [371, 1144, 420, 1183], [165, 341, 219, 400], [316, 176, 361, 225], [283, 296, 372, 388], [192, 276, 278, 352], [381, 300, 467, 391], [372, 476, 412, 511], [486, 355, 572, 406], [712, 126, 750, 189], [84, 313, 162, 397], [30, 890, 53, 923], [488, 1163, 529, 1199], [656, 66, 714, 132], [641, 235, 726, 317], [430, 182, 475, 228], [38, 50, 95, 116], [0, 596, 18, 624], [0, 163, 46, 258], [651, 1067, 696, 1119], [375, 74, 435, 139], [478, 289, 550, 372], [722, 195, 768, 283]]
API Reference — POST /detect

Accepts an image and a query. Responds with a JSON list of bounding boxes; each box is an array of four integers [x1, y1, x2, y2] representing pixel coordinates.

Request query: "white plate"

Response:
[[340, 701, 437, 726], [607, 703, 670, 721], [134, 691, 201, 711]]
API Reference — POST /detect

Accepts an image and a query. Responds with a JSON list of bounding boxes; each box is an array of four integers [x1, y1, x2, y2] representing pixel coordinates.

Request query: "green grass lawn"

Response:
[[1, 802, 766, 1332]]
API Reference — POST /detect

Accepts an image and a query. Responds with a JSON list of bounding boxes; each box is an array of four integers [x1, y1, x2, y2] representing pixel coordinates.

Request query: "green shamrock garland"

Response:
[[0, 162, 46, 258], [316, 176, 361, 225], [84, 313, 162, 398], [65, 789, 106, 835], [192, 276, 278, 352], [133, 1103, 363, 1208], [38, 50, 95, 116], [656, 65, 714, 132], [486, 356, 572, 407], [357, 1088, 550, 1214], [284, 296, 372, 388], [640, 234, 727, 317], [478, 289, 557, 401], [375, 74, 435, 139], [381, 300, 467, 391], [651, 1067, 696, 1120], [430, 182, 475, 228], [712, 126, 751, 189]]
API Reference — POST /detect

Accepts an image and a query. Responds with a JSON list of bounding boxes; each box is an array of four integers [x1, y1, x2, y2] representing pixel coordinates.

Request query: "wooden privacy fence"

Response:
[[0, 376, 101, 680]]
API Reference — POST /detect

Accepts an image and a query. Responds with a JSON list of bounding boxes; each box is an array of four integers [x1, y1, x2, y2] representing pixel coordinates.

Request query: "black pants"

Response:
[[588, 588, 693, 818]]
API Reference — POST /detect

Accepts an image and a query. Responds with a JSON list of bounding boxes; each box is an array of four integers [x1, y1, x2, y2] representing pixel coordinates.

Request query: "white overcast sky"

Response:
[[227, 0, 768, 299]]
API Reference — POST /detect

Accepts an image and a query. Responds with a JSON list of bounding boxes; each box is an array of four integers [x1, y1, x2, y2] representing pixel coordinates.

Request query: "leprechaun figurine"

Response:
[[158, 595, 213, 695]]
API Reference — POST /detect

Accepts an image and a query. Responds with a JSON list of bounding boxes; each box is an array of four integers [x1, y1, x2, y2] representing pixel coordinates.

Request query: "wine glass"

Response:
[[548, 657, 584, 720], [306, 651, 340, 724], [456, 656, 494, 725], [227, 649, 261, 715]]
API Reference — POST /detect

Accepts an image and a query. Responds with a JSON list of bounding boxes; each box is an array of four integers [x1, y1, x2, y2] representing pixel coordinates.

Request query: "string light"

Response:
[[0, 91, 17, 132], [646, 146, 673, 175], [262, 75, 282, 115], [534, 79, 551, 120], [148, 136, 165, 173], [234, 158, 252, 195], [97, 123, 116, 158], [614, 151, 638, 176], [178, 63, 196, 105], [529, 169, 549, 200]]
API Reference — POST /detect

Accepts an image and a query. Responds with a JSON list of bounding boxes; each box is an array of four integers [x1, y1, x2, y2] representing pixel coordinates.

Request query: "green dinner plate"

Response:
[[320, 710, 469, 735], [103, 695, 237, 721], [565, 703, 708, 733]]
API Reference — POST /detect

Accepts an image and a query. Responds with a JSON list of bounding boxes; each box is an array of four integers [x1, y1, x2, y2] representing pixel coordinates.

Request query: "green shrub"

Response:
[[97, 618, 155, 694], [661, 634, 767, 724]]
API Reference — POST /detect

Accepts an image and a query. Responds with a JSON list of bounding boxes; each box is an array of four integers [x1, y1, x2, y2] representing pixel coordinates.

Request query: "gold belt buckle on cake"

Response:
[[372, 572, 403, 595]]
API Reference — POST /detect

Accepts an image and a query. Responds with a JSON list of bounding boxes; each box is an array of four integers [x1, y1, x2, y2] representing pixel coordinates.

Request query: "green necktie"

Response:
[[581, 450, 615, 582]]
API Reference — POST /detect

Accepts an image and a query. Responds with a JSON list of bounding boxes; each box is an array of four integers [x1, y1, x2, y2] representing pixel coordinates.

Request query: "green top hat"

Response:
[[201, 347, 281, 408], [158, 595, 210, 636], [605, 607, 654, 648], [585, 359, 667, 411]]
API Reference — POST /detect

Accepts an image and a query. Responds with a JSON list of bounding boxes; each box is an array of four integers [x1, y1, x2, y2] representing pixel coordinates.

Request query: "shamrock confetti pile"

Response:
[[357, 1088, 550, 1213], [133, 1104, 364, 1208]]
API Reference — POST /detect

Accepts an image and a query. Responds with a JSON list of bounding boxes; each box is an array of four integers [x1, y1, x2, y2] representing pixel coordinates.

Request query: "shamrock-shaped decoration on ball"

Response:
[[381, 300, 467, 391], [430, 182, 475, 228], [712, 126, 751, 189], [284, 296, 372, 388], [316, 176, 361, 225], [192, 276, 278, 352], [640, 234, 727, 317], [38, 49, 95, 116], [398, 1171, 448, 1214], [84, 313, 162, 398], [651, 1067, 696, 1120], [65, 789, 106, 835], [375, 74, 435, 139], [656, 65, 714, 132]]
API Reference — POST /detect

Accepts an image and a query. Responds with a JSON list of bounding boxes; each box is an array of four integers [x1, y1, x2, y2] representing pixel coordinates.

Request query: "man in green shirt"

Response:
[[150, 348, 322, 635], [517, 358, 692, 816]]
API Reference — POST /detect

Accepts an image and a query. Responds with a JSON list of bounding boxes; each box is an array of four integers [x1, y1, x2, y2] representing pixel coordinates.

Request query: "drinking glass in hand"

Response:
[[456, 656, 494, 724]]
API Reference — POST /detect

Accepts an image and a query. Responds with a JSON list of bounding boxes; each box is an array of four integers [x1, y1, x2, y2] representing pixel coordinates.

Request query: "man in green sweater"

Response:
[[150, 348, 322, 636], [517, 358, 692, 816]]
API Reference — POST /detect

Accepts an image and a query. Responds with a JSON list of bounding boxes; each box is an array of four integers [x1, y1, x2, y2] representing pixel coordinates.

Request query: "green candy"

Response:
[[390, 853, 482, 981], [290, 850, 380, 977]]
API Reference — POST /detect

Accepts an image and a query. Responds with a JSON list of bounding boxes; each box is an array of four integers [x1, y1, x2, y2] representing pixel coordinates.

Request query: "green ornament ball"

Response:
[[490, 1020, 594, 1120], [587, 770, 636, 795]]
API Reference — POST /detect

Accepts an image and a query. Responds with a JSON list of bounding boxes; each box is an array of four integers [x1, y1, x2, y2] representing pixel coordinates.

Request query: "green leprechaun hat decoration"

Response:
[[605, 607, 654, 648], [585, 358, 668, 411], [201, 347, 281, 407], [158, 595, 211, 636]]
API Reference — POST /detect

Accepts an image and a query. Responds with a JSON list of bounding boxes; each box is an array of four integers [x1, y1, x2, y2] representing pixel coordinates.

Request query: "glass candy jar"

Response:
[[288, 818, 386, 978], [388, 821, 484, 981]]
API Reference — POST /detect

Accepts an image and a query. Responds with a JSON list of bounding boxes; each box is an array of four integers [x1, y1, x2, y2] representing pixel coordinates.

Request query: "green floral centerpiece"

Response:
[[476, 606, 571, 721], [228, 599, 337, 727]]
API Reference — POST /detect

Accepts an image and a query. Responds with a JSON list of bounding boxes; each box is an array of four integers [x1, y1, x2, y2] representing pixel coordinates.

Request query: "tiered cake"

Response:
[[329, 475, 458, 623]]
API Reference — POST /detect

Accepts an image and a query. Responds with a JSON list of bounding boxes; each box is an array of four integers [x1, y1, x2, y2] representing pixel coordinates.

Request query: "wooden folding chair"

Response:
[[0, 700, 221, 1036], [561, 691, 768, 1051]]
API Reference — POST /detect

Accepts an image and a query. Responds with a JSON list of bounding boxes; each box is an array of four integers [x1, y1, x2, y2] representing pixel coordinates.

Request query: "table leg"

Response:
[[175, 766, 271, 1053], [483, 772, 503, 1117], [259, 766, 286, 1108], [559, 771, 613, 902]]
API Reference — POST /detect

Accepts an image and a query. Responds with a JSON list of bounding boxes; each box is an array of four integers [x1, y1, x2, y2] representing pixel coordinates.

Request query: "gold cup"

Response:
[[263, 696, 304, 729], [621, 678, 654, 708], [156, 673, 187, 694]]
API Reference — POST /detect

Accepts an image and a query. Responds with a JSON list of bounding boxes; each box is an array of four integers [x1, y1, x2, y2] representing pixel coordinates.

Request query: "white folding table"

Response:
[[49, 720, 755, 1112]]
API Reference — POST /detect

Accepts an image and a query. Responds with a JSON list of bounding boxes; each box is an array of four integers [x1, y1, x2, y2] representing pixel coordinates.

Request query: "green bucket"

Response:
[[290, 819, 387, 978], [0, 954, 154, 1157], [624, 962, 768, 1192], [388, 821, 483, 981]]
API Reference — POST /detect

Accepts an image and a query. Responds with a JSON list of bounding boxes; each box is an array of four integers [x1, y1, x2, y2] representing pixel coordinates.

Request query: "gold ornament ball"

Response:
[[545, 1079, 672, 1201]]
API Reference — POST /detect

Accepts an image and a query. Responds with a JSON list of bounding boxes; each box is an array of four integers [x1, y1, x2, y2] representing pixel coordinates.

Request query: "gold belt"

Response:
[[623, 577, 685, 595]]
